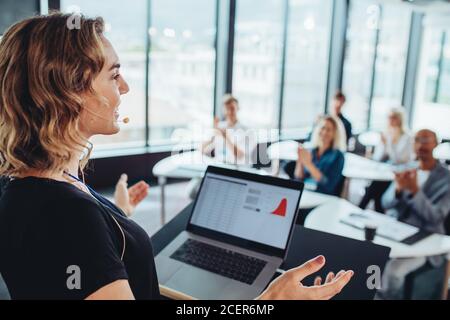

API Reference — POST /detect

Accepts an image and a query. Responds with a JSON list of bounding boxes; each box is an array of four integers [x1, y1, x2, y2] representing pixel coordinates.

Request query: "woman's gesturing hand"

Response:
[[297, 146, 312, 166], [114, 174, 150, 217], [257, 255, 354, 300]]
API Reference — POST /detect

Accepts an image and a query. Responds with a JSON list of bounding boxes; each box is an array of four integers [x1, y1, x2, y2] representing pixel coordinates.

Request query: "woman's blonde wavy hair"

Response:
[[311, 115, 347, 152], [0, 13, 105, 176]]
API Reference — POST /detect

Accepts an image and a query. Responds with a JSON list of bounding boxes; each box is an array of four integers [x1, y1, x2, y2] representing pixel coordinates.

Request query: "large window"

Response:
[[62, 0, 217, 149], [53, 0, 449, 150], [342, 0, 379, 133], [281, 0, 333, 137], [0, 0, 39, 34], [424, 29, 450, 105], [62, 0, 148, 149], [232, 0, 284, 129], [423, 30, 445, 103], [439, 33, 450, 104], [148, 0, 216, 145], [342, 0, 411, 132], [370, 5, 410, 130], [413, 17, 450, 138]]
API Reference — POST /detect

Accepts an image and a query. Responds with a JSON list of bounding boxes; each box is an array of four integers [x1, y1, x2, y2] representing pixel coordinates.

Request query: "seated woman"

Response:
[[284, 115, 346, 196], [359, 107, 413, 212]]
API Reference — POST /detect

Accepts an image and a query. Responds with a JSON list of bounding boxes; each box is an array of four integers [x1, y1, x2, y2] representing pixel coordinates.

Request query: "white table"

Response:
[[299, 190, 337, 209], [305, 198, 450, 258], [343, 153, 394, 181], [152, 151, 265, 180], [153, 151, 250, 224], [434, 142, 450, 161], [358, 131, 381, 148], [153, 151, 336, 224], [266, 140, 308, 161], [267, 140, 394, 181]]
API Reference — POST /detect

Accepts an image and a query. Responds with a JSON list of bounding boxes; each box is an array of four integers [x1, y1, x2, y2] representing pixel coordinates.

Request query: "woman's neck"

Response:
[[388, 127, 402, 138], [64, 153, 82, 176], [318, 143, 331, 156], [16, 151, 82, 181]]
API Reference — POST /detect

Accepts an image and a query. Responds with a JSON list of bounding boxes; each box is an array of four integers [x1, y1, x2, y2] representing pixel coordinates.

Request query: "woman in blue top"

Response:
[[285, 115, 346, 196]]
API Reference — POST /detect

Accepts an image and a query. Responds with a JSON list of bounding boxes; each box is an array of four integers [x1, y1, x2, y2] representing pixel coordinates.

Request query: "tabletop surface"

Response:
[[267, 140, 394, 181], [151, 203, 387, 270], [152, 150, 336, 209], [151, 202, 449, 300], [358, 131, 381, 147], [152, 151, 262, 179], [304, 198, 450, 258], [152, 201, 450, 260]]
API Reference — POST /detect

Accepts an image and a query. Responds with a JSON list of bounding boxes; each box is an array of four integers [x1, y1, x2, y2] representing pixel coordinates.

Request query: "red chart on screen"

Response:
[[271, 198, 287, 217]]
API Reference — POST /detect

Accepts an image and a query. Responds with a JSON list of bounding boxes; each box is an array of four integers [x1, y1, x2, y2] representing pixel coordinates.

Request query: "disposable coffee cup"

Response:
[[364, 223, 377, 241]]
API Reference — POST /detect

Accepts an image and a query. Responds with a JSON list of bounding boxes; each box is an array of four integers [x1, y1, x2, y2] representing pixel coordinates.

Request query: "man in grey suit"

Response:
[[378, 129, 450, 299]]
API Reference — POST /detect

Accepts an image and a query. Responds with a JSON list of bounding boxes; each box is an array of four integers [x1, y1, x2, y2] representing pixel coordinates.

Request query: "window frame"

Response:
[[39, 0, 434, 157]]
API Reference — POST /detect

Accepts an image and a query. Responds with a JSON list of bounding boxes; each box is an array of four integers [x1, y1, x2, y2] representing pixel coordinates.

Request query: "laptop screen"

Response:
[[189, 168, 302, 252]]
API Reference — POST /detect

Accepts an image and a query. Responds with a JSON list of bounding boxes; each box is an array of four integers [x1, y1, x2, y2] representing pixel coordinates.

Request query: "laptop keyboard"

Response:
[[170, 239, 267, 285]]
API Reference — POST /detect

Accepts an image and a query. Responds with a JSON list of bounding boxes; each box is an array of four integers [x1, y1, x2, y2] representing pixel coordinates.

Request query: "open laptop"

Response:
[[155, 166, 304, 300]]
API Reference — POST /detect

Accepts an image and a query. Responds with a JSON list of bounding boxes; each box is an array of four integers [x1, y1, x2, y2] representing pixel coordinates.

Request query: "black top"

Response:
[[0, 176, 160, 300], [337, 113, 352, 143]]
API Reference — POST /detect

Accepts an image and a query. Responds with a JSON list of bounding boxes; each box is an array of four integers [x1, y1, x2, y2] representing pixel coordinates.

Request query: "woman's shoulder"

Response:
[[1, 176, 103, 221], [0, 177, 115, 254], [323, 149, 345, 167], [396, 131, 412, 140], [328, 148, 345, 159], [39, 183, 107, 225]]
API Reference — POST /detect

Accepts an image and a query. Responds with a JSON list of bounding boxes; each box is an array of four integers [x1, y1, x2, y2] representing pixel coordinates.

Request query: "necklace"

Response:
[[62, 171, 92, 196]]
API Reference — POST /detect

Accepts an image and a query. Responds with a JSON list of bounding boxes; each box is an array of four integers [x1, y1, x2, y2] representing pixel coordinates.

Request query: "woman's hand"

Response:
[[213, 116, 220, 129], [114, 174, 150, 217], [380, 132, 387, 145], [257, 256, 353, 300], [314, 270, 346, 286], [297, 146, 324, 182], [297, 146, 312, 167]]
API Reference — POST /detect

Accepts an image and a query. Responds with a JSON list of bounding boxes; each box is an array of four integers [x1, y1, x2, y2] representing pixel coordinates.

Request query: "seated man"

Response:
[[202, 94, 255, 166], [378, 129, 450, 299], [187, 95, 255, 199], [382, 129, 450, 234]]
